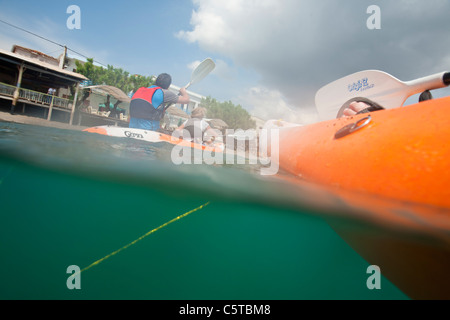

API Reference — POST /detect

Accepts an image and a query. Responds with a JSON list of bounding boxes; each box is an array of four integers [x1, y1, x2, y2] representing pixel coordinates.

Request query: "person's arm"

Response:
[[177, 87, 190, 105], [204, 126, 222, 145], [342, 100, 385, 117], [162, 89, 188, 108], [342, 101, 370, 117], [173, 120, 188, 138]]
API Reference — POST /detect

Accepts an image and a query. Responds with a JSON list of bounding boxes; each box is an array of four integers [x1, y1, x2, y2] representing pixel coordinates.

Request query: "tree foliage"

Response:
[[200, 96, 256, 130], [75, 58, 154, 93]]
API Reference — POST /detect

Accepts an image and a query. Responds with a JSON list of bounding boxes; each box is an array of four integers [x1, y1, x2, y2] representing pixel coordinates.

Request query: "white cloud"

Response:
[[211, 59, 237, 80], [187, 60, 201, 71], [178, 0, 299, 61], [239, 86, 319, 124]]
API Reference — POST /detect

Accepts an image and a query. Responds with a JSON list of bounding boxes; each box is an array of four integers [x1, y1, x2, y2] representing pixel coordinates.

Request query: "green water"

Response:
[[0, 121, 408, 299]]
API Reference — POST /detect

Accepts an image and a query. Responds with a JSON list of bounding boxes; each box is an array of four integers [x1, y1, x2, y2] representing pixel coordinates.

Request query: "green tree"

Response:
[[129, 74, 154, 93], [201, 96, 256, 130], [75, 58, 105, 85], [75, 59, 154, 93]]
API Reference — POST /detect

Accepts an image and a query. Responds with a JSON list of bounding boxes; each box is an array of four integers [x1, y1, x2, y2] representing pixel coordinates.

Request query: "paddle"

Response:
[[315, 70, 450, 120], [164, 58, 215, 112], [185, 58, 216, 90]]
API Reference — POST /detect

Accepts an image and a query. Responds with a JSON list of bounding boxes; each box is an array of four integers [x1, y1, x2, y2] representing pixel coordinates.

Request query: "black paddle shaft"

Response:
[[444, 72, 450, 85]]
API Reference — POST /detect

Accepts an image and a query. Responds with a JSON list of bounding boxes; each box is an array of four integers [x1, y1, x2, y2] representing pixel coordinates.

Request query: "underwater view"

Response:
[[0, 121, 409, 300]]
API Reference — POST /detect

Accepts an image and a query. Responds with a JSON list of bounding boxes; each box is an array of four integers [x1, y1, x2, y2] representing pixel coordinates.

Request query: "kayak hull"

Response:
[[83, 126, 224, 153], [272, 97, 450, 209], [268, 97, 450, 299]]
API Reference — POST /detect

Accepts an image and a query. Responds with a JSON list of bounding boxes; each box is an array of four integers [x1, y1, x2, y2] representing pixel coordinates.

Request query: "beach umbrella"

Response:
[[83, 85, 131, 103], [165, 105, 189, 118], [208, 118, 228, 129]]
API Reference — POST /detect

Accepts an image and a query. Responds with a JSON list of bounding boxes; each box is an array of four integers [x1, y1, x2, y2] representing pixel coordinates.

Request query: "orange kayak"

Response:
[[272, 96, 450, 209], [266, 96, 450, 299], [83, 125, 224, 153]]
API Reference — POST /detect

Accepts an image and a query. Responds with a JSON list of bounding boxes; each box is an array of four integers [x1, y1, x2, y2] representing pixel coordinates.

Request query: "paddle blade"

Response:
[[315, 70, 409, 120], [315, 70, 449, 121], [187, 58, 215, 88]]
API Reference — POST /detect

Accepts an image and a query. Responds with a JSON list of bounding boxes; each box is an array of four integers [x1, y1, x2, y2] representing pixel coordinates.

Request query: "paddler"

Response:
[[129, 73, 190, 131], [175, 107, 219, 145]]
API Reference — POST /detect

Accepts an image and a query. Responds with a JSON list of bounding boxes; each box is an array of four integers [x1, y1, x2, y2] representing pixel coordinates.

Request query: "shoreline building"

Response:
[[1, 46, 219, 129], [0, 45, 87, 124]]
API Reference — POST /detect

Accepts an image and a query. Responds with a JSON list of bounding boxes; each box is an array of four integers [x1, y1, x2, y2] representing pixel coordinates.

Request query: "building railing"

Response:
[[0, 82, 15, 96], [0, 82, 72, 109]]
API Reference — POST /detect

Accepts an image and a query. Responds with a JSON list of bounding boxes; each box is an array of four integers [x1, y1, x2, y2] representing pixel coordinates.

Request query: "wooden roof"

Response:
[[0, 48, 87, 81]]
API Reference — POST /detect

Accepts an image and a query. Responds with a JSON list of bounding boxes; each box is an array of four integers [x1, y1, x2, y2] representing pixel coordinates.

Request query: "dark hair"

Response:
[[155, 73, 172, 89], [419, 90, 433, 102]]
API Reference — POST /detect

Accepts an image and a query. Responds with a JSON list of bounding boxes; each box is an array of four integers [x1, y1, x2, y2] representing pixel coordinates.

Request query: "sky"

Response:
[[1, 0, 450, 124]]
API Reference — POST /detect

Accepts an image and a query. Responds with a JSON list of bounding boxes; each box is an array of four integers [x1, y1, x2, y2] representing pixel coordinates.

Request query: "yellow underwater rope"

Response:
[[77, 201, 210, 275]]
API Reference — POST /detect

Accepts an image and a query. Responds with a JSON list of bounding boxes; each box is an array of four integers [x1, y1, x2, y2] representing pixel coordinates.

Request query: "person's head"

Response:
[[155, 73, 172, 89], [419, 90, 433, 102], [191, 107, 207, 119]]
